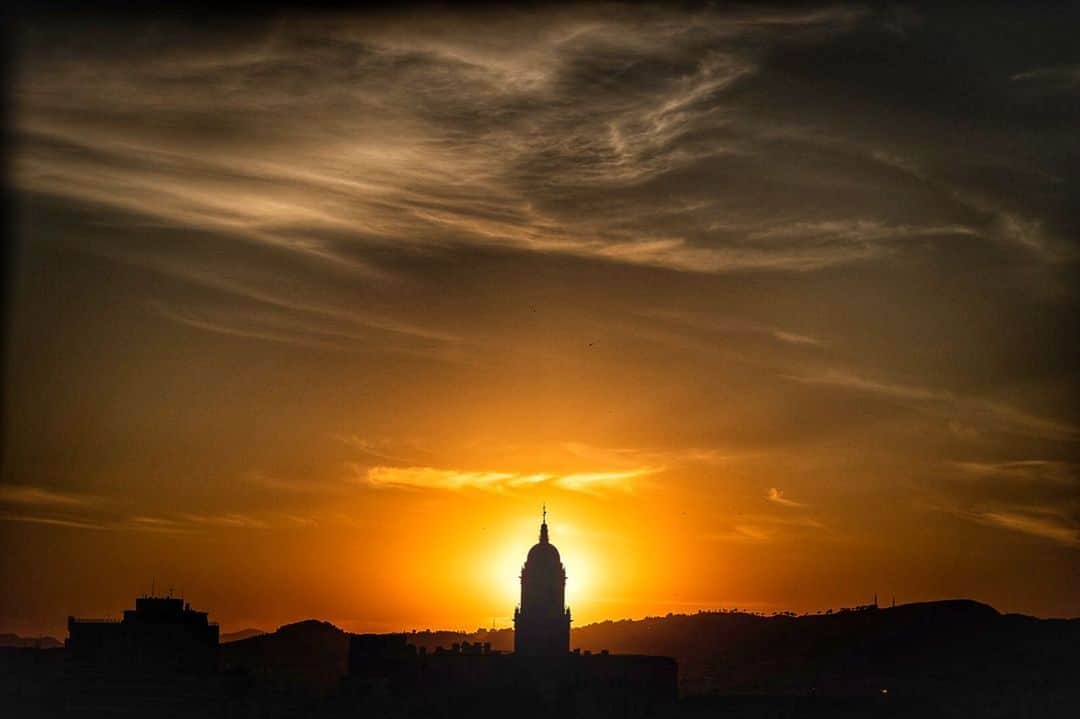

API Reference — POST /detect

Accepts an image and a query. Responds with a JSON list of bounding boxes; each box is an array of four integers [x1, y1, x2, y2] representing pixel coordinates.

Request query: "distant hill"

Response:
[[0, 633, 62, 649], [567, 599, 1078, 698], [220, 628, 266, 643], [221, 619, 350, 694], [218, 599, 1079, 704]]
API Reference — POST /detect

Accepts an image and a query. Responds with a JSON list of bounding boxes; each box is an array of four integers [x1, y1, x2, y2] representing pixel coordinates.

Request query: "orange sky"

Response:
[[3, 4, 1078, 638]]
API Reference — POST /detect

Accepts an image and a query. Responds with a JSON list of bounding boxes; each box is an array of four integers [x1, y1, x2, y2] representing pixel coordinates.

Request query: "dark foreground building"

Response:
[[67, 595, 220, 673], [2, 596, 232, 717], [346, 635, 676, 718]]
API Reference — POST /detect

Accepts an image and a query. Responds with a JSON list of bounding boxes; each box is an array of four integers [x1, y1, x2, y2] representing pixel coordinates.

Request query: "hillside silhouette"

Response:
[[220, 628, 266, 644], [570, 600, 1076, 698], [222, 619, 349, 694], [0, 634, 62, 650], [218, 599, 1076, 704]]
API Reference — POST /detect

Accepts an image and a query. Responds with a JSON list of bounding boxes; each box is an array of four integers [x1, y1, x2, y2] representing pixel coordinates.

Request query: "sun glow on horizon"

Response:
[[479, 514, 600, 626]]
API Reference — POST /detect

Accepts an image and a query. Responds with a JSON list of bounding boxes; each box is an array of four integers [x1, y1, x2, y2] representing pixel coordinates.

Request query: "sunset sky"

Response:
[[3, 3, 1079, 638]]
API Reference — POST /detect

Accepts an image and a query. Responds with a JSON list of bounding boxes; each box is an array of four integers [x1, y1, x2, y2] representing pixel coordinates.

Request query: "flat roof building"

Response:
[[67, 595, 219, 673]]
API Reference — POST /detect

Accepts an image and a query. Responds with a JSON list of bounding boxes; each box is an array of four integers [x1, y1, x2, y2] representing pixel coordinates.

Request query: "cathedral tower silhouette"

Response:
[[514, 507, 571, 655]]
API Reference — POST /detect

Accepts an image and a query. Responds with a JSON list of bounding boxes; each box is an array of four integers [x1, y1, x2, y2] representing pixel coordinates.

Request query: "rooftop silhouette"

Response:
[[1, 517, 1078, 718]]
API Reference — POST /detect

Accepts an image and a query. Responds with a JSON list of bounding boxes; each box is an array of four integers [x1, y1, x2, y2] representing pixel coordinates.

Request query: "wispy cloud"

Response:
[[705, 514, 825, 544], [177, 513, 273, 530], [553, 469, 657, 495], [562, 441, 751, 469], [153, 303, 362, 354], [335, 436, 421, 465], [1010, 64, 1080, 91], [126, 260, 464, 363], [642, 310, 825, 350], [950, 460, 1077, 485], [766, 487, 805, 508], [358, 464, 657, 494], [127, 511, 317, 532], [0, 485, 101, 507], [363, 466, 521, 491], [127, 516, 191, 533], [0, 512, 109, 531], [0, 504, 311, 534], [970, 507, 1078, 548], [769, 330, 823, 347], [241, 472, 343, 495], [707, 524, 775, 543], [14, 5, 997, 281], [788, 369, 1080, 441], [785, 370, 942, 401]]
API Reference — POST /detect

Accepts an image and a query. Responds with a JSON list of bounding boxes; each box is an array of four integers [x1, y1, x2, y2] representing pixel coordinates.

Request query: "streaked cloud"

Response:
[[127, 512, 316, 532], [950, 460, 1077, 485], [127, 516, 191, 533], [788, 370, 1080, 441], [1010, 64, 1080, 91], [0, 506, 312, 534], [786, 370, 942, 402], [16, 3, 1060, 285], [705, 515, 825, 544], [563, 441, 741, 468], [971, 507, 1078, 548], [553, 469, 657, 495], [0, 512, 108, 531], [241, 472, 344, 495], [766, 488, 805, 508], [359, 464, 656, 494], [642, 310, 825, 350], [769, 330, 823, 347], [0, 485, 101, 507], [334, 436, 424, 465], [177, 513, 273, 530]]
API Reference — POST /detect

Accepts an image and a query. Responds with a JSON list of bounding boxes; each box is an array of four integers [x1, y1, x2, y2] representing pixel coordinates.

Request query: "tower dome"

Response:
[[525, 523, 561, 565]]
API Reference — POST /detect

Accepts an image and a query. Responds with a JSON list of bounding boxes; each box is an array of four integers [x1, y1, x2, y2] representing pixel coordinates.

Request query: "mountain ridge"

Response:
[[218, 598, 1078, 697]]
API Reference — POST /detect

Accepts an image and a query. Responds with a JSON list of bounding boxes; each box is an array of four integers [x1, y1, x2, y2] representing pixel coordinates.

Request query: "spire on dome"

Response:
[[539, 505, 549, 543]]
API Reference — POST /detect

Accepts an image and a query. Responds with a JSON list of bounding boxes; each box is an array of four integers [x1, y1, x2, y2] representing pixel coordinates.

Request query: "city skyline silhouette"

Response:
[[5, 510, 1078, 717], [2, 2, 1079, 715]]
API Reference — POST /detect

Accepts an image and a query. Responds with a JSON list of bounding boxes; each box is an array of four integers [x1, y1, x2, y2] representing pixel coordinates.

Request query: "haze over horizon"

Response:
[[3, 3, 1079, 639]]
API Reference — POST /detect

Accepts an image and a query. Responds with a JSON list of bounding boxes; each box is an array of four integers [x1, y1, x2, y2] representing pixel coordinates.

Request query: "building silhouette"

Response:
[[67, 595, 219, 673], [514, 507, 572, 656], [346, 634, 676, 717]]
